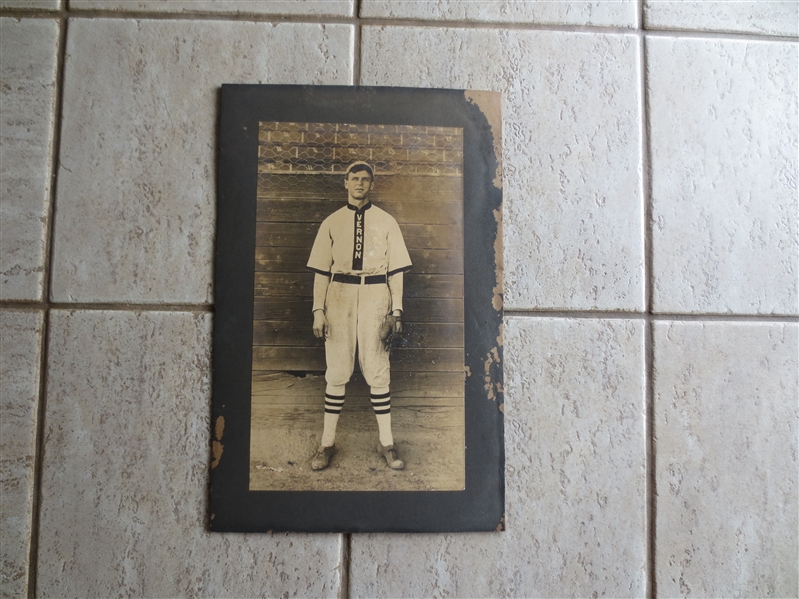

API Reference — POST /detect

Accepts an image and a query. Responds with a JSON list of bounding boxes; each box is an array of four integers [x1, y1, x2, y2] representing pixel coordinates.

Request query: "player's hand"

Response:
[[312, 310, 328, 339], [390, 310, 403, 335], [380, 314, 397, 351]]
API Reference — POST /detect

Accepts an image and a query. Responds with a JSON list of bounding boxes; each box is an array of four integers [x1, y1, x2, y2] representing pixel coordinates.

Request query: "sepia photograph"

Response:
[[211, 85, 503, 532], [249, 123, 465, 492]]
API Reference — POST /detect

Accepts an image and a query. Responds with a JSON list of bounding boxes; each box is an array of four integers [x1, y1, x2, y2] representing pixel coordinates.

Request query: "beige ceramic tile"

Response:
[[645, 1, 798, 36], [0, 0, 61, 8], [649, 38, 798, 315], [70, 0, 353, 17], [37, 310, 342, 597], [361, 0, 637, 27], [654, 322, 798, 598], [0, 18, 59, 301], [362, 27, 643, 311], [0, 310, 43, 599], [50, 19, 352, 304], [350, 317, 646, 597]]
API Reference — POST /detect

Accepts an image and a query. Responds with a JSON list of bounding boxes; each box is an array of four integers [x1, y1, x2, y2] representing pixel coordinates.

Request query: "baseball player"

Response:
[[306, 161, 412, 471]]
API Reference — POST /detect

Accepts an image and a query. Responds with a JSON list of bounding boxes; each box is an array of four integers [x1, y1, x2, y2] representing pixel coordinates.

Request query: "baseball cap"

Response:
[[344, 161, 374, 179]]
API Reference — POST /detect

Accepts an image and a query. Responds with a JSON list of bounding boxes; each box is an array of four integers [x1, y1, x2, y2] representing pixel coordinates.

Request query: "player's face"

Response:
[[345, 171, 373, 200]]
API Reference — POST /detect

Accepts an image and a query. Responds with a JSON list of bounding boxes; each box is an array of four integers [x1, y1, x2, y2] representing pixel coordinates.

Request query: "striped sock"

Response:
[[321, 392, 345, 447], [371, 389, 393, 447]]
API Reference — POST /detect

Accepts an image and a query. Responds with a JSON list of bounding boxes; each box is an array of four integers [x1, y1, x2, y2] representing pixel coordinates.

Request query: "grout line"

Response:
[[0, 9, 65, 19], [4, 303, 794, 321], [645, 319, 657, 599], [641, 43, 654, 318], [648, 313, 799, 323], [0, 8, 632, 33], [352, 0, 362, 86], [505, 309, 648, 319], [638, 0, 657, 593], [1, 8, 797, 43], [352, 25, 361, 85], [48, 302, 215, 312], [0, 301, 214, 313], [503, 310, 799, 323], [0, 302, 48, 311], [346, 17, 637, 35], [26, 309, 50, 599], [25, 13, 69, 598], [339, 533, 351, 599], [0, 8, 356, 24], [643, 28, 798, 43], [636, 0, 644, 31], [41, 16, 67, 312]]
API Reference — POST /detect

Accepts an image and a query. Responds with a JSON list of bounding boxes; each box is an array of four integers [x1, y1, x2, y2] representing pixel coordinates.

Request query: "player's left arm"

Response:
[[387, 271, 404, 334], [386, 216, 412, 336]]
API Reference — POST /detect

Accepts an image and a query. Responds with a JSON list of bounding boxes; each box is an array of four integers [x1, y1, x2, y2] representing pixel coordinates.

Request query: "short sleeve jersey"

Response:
[[307, 202, 412, 277]]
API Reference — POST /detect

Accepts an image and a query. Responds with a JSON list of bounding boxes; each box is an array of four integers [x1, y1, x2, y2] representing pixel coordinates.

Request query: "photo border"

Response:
[[211, 85, 504, 533]]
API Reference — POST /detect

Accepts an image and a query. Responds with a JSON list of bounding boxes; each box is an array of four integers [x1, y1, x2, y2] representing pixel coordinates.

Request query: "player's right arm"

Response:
[[312, 273, 330, 339], [307, 217, 333, 339]]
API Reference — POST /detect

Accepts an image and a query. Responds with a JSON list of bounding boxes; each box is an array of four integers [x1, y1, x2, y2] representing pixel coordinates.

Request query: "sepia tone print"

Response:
[[249, 122, 465, 491]]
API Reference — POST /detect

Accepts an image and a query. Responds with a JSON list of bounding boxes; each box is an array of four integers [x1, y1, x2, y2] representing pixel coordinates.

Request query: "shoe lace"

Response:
[[387, 448, 399, 461]]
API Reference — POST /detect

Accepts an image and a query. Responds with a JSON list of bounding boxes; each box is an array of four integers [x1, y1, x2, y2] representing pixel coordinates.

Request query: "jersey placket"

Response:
[[351, 205, 367, 273]]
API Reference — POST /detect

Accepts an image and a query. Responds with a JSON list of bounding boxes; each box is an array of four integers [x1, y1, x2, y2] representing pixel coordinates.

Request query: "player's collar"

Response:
[[347, 201, 372, 213]]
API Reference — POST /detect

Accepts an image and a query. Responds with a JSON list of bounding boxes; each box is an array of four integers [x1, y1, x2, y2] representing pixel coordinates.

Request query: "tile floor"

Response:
[[1, 1, 796, 597]]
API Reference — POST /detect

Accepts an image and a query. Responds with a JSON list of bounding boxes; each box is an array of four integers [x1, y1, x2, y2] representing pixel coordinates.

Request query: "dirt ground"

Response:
[[249, 404, 465, 491]]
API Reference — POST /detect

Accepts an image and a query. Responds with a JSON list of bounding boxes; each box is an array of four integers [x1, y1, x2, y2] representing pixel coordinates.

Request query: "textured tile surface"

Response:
[[0, 18, 59, 301], [649, 38, 798, 315], [37, 310, 342, 597], [71, 0, 353, 17], [362, 0, 636, 27], [362, 27, 643, 311], [654, 322, 798, 598], [50, 19, 352, 304], [0, 310, 43, 599], [350, 317, 646, 598], [645, 1, 799, 36]]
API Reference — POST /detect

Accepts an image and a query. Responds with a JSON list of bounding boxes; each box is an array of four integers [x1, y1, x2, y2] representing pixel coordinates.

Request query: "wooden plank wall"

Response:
[[252, 122, 464, 407]]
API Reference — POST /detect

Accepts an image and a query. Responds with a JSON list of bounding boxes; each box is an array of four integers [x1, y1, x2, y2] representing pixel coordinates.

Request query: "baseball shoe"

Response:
[[311, 444, 335, 470], [377, 443, 404, 470]]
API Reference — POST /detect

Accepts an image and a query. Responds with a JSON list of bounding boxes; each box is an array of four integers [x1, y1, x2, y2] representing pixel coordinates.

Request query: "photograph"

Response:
[[249, 122, 465, 492], [211, 85, 503, 532]]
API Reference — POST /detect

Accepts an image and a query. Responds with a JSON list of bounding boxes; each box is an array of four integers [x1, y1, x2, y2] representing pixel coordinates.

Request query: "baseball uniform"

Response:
[[307, 201, 412, 386], [307, 199, 411, 459]]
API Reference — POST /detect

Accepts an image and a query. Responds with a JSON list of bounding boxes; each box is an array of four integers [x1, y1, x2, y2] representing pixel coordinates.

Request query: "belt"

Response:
[[332, 273, 387, 285]]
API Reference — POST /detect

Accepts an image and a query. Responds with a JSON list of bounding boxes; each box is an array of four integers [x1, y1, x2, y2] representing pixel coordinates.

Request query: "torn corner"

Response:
[[464, 89, 503, 190], [496, 516, 506, 532], [498, 403, 504, 414]]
